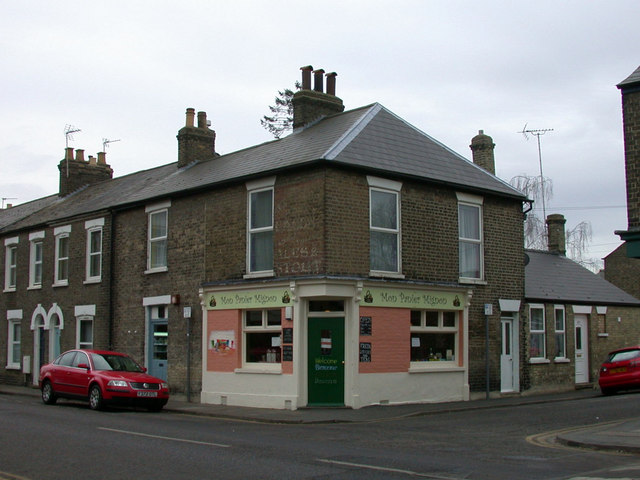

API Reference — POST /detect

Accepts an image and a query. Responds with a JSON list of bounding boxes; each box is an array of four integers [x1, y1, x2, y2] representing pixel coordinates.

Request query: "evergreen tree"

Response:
[[260, 82, 300, 139]]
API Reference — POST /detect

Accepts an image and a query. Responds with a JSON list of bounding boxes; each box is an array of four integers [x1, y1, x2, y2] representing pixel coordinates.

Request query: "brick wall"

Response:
[[604, 244, 640, 300]]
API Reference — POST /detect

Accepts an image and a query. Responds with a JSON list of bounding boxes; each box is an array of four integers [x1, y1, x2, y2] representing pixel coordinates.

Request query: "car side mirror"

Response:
[[77, 363, 90, 370]]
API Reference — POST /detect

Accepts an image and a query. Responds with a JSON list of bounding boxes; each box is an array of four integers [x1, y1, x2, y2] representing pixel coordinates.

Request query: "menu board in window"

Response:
[[359, 316, 372, 336], [359, 342, 371, 362]]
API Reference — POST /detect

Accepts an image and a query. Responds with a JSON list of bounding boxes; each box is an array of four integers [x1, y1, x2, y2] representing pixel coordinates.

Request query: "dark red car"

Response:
[[599, 346, 640, 395], [39, 349, 169, 411]]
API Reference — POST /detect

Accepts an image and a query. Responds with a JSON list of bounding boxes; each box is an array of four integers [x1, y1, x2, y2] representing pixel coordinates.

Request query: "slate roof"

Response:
[[525, 250, 640, 306], [0, 103, 525, 234], [618, 66, 640, 89]]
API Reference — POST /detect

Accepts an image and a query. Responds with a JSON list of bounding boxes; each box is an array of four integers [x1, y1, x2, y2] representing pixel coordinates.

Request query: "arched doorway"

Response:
[[30, 305, 48, 386], [47, 304, 64, 362]]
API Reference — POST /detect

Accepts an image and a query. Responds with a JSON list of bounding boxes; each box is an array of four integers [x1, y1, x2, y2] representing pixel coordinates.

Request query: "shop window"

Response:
[[410, 310, 457, 363], [554, 306, 566, 359], [529, 304, 546, 360], [244, 309, 281, 364]]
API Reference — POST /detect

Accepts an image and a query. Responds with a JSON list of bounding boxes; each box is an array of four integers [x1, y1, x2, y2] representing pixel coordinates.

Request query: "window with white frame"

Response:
[[368, 176, 402, 275], [54, 226, 71, 286], [7, 312, 22, 369], [29, 231, 44, 288], [246, 177, 275, 276], [529, 304, 546, 360], [554, 305, 566, 359], [85, 218, 104, 282], [243, 309, 282, 364], [146, 201, 170, 272], [77, 316, 93, 349], [4, 237, 18, 291], [410, 310, 458, 363], [457, 193, 484, 281]]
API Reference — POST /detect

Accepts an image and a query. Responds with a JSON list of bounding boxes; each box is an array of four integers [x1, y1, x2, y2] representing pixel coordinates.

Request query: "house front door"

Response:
[[500, 317, 515, 392], [148, 320, 168, 381], [574, 315, 589, 384], [307, 317, 344, 406]]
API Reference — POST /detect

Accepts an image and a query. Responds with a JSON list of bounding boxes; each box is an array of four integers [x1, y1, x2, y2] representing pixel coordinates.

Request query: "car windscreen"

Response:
[[90, 353, 144, 372], [607, 349, 640, 363]]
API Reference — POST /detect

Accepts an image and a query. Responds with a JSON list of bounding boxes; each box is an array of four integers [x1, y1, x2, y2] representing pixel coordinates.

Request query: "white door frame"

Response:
[[500, 314, 519, 393], [574, 314, 589, 384]]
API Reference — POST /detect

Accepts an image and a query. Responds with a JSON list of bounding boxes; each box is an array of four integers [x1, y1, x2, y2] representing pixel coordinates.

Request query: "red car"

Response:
[[39, 349, 170, 411], [598, 346, 640, 395]]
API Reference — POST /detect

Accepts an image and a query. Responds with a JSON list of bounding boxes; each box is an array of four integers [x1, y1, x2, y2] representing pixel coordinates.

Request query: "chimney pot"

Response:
[[313, 69, 325, 92], [75, 149, 85, 162], [197, 111, 208, 129], [65, 147, 74, 161], [88, 155, 97, 165], [97, 152, 106, 164], [300, 65, 313, 90], [185, 108, 195, 127], [325, 72, 337, 96]]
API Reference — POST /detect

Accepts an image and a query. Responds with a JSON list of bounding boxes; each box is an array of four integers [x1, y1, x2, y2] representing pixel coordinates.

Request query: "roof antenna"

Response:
[[102, 138, 121, 151], [518, 123, 554, 223], [2, 197, 17, 209], [64, 124, 81, 177]]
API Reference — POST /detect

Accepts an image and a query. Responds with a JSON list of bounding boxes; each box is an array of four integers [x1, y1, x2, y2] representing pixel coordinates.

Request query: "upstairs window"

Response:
[[457, 193, 484, 281], [4, 237, 18, 291], [146, 201, 170, 273], [29, 231, 44, 289], [246, 177, 275, 277], [85, 218, 104, 282], [54, 225, 71, 286], [368, 176, 402, 276]]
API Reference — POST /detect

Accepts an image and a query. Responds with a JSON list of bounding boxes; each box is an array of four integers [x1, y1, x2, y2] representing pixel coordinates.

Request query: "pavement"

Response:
[[2, 384, 639, 455]]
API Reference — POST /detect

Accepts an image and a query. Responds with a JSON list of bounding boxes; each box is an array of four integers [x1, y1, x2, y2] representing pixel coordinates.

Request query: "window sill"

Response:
[[597, 333, 609, 338], [145, 267, 168, 275], [53, 281, 68, 288], [27, 285, 42, 290], [243, 271, 275, 280], [83, 278, 102, 285], [409, 363, 464, 373], [234, 366, 282, 374], [529, 358, 551, 364], [5, 365, 20, 370], [369, 271, 405, 280], [458, 277, 487, 285], [554, 357, 570, 363], [3, 288, 16, 293]]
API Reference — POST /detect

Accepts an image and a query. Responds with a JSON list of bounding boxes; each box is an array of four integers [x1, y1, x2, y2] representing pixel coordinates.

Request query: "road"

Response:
[[1, 392, 640, 479]]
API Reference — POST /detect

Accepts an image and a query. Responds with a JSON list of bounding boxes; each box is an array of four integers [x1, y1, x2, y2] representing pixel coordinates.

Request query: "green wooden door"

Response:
[[307, 317, 344, 406]]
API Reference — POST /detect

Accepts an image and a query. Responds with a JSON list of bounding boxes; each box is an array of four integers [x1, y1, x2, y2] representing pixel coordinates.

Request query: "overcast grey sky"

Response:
[[1, 1, 638, 267]]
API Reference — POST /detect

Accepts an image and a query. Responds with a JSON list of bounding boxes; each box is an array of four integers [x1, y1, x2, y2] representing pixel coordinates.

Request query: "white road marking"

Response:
[[98, 427, 231, 448], [317, 458, 461, 479]]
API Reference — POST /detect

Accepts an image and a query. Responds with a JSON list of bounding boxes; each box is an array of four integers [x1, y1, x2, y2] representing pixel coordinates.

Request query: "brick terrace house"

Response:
[[525, 214, 640, 394], [1, 66, 529, 408]]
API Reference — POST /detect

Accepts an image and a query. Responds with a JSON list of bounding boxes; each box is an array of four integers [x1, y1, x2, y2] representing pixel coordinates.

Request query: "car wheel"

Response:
[[89, 385, 104, 410], [41, 381, 57, 405], [601, 387, 617, 396]]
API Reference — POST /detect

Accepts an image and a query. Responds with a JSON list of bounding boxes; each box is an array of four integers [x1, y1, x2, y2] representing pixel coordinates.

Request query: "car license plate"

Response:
[[137, 391, 158, 398], [611, 367, 627, 373]]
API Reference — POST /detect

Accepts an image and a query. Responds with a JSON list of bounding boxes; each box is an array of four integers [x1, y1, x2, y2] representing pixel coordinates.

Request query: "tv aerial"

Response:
[[64, 124, 81, 148], [518, 123, 554, 222], [102, 138, 121, 151]]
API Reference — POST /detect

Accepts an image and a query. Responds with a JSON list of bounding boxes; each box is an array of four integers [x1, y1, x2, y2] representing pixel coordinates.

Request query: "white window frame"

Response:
[[529, 304, 547, 363], [240, 308, 282, 372], [85, 218, 104, 283], [410, 310, 459, 370], [7, 310, 23, 369], [457, 192, 484, 283], [76, 315, 94, 349], [4, 237, 18, 292], [146, 201, 170, 274], [554, 305, 567, 361], [245, 177, 276, 278], [28, 231, 44, 289], [54, 225, 71, 286], [367, 176, 403, 278]]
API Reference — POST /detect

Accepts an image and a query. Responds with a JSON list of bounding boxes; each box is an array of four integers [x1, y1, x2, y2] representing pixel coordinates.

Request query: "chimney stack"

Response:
[[58, 147, 113, 197], [177, 107, 217, 168], [546, 214, 566, 255], [292, 65, 345, 130], [470, 130, 496, 175]]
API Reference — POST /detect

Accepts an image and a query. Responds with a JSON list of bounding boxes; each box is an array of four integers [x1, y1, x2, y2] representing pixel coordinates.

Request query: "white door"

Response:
[[500, 318, 514, 392], [574, 315, 589, 384]]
